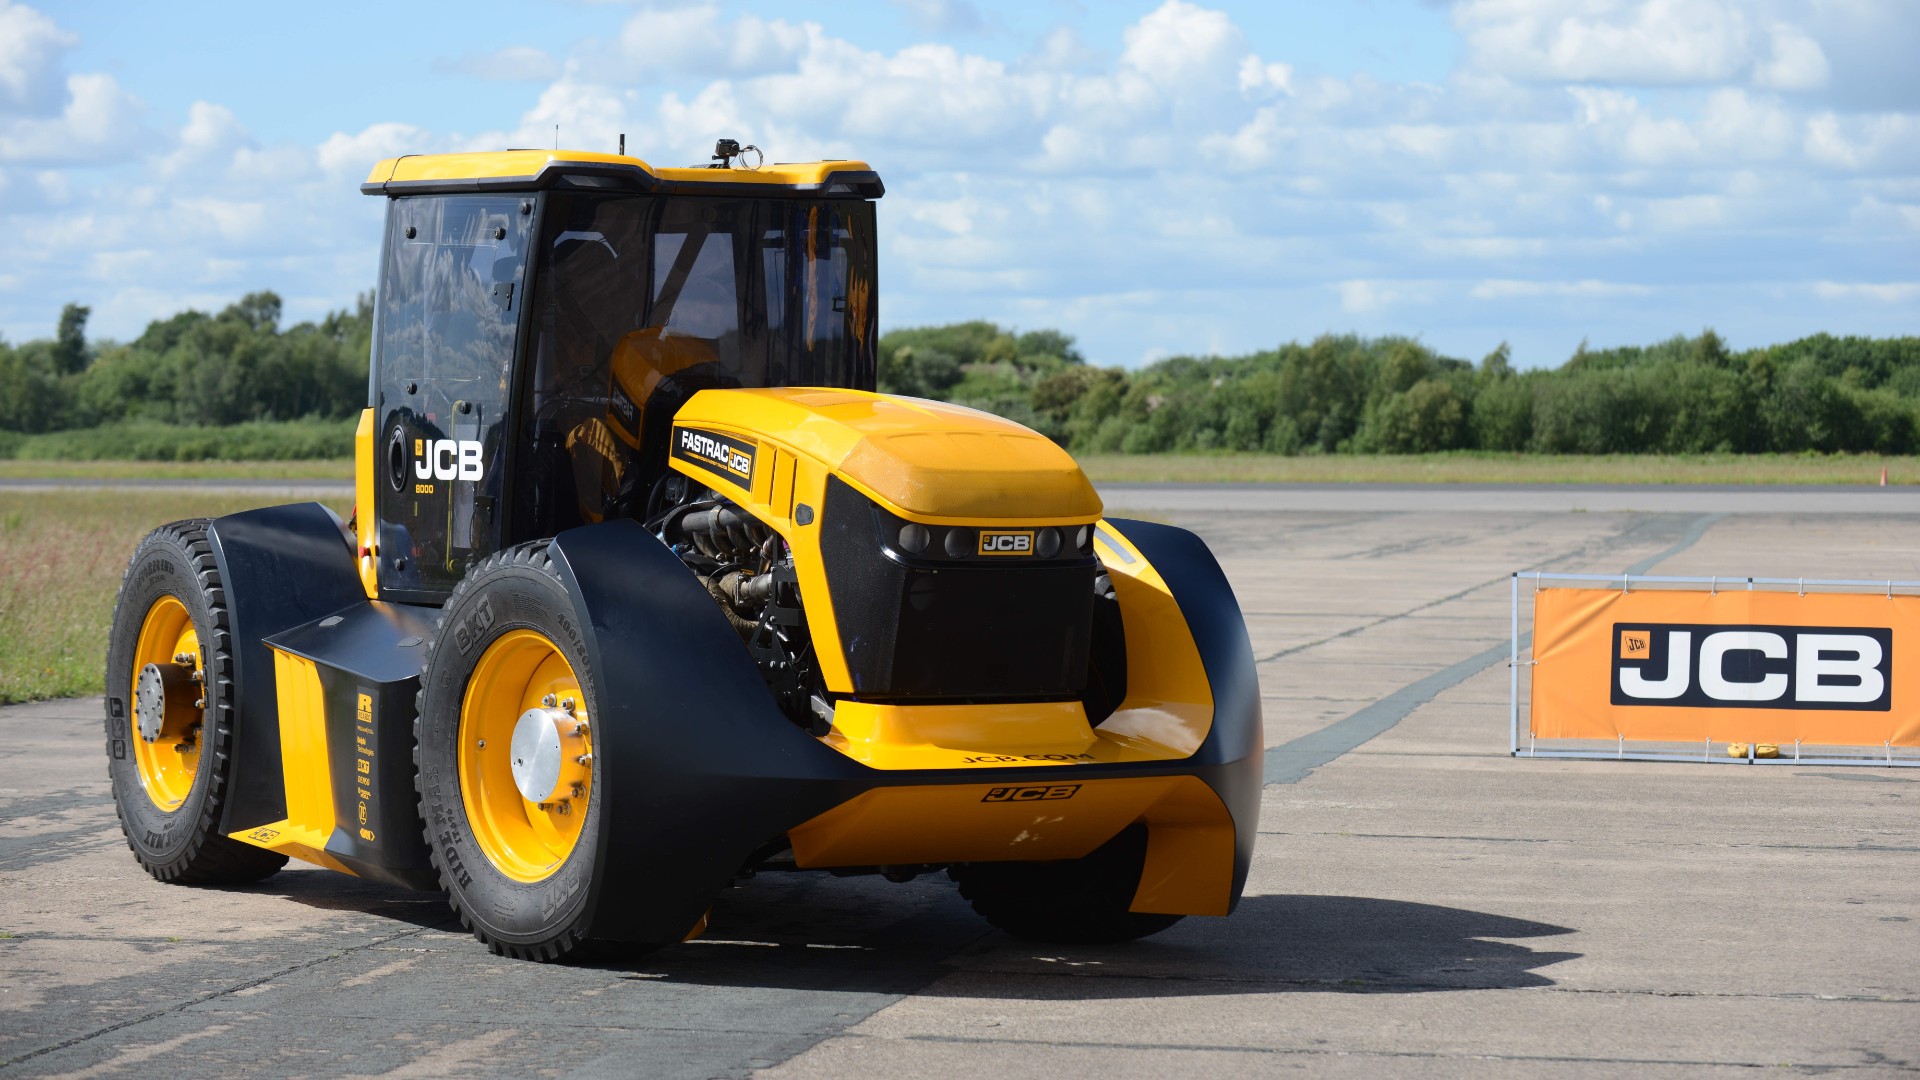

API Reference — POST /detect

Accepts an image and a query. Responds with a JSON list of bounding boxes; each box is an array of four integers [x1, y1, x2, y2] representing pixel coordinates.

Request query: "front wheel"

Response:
[[415, 543, 603, 961], [104, 520, 287, 884], [950, 824, 1184, 944]]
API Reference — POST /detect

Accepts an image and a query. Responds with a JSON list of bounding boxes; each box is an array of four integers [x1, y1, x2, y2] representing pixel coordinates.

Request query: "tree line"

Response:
[[4, 292, 1918, 456], [881, 322, 1920, 455], [0, 293, 371, 434]]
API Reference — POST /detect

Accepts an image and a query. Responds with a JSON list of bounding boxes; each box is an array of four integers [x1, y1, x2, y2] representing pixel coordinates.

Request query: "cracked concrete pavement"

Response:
[[2, 489, 1916, 1077]]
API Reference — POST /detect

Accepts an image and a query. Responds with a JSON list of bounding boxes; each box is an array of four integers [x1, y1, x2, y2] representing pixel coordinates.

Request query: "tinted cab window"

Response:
[[373, 194, 531, 600]]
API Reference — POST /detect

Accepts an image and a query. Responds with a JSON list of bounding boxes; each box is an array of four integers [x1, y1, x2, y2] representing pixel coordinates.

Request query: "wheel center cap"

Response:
[[509, 708, 569, 803]]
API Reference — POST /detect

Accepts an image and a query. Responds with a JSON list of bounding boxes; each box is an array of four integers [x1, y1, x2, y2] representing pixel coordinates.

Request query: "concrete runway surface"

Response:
[[2, 488, 1916, 1077]]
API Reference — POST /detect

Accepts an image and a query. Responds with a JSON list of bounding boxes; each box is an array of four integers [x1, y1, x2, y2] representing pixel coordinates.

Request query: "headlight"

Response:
[[898, 522, 929, 554], [1036, 527, 1062, 558]]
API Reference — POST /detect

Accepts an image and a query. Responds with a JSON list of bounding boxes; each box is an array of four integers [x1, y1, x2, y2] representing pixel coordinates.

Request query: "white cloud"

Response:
[[1813, 281, 1920, 304], [157, 101, 252, 178], [0, 0, 73, 115], [1457, 0, 1833, 92], [1121, 1, 1244, 89], [318, 121, 432, 180], [1752, 22, 1830, 91], [596, 4, 810, 82], [1338, 280, 1428, 314], [1458, 0, 1756, 85], [0, 72, 144, 164], [1471, 279, 1654, 300]]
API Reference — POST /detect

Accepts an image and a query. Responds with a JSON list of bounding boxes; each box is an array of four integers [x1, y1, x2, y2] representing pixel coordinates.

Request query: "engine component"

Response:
[[656, 483, 824, 732]]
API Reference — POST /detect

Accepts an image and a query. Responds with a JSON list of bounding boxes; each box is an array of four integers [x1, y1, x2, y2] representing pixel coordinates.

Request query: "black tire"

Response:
[[950, 824, 1184, 944], [104, 519, 288, 884], [415, 542, 604, 962]]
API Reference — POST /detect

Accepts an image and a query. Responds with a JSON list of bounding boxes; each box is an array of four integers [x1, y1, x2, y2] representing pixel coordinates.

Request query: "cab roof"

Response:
[[361, 150, 884, 200]]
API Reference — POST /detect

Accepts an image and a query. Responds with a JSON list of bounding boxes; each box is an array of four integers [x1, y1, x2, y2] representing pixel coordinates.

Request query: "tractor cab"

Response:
[[358, 148, 882, 601]]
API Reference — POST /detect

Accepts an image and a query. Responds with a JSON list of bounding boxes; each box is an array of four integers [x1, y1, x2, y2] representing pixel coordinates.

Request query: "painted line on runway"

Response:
[[1262, 512, 1724, 785]]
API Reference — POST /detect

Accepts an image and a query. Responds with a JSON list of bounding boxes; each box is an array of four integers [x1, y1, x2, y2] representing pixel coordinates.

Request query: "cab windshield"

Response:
[[514, 191, 878, 536], [535, 192, 876, 394]]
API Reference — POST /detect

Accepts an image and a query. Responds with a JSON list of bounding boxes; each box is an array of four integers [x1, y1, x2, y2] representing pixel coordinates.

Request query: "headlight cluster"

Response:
[[887, 521, 1094, 562]]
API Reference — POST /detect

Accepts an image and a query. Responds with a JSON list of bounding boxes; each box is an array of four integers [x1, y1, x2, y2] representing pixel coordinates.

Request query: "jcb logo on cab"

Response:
[[1612, 622, 1892, 711], [414, 439, 484, 482]]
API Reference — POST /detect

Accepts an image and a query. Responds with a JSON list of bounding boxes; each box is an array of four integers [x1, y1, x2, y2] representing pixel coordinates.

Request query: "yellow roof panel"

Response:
[[361, 150, 882, 198]]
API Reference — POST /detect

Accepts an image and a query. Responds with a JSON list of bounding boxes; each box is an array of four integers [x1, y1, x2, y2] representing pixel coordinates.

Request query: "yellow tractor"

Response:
[[103, 142, 1263, 960]]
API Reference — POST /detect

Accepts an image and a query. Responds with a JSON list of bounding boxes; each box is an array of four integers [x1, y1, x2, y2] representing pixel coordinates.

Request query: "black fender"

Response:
[[548, 520, 871, 945], [206, 503, 367, 834], [1103, 517, 1264, 911]]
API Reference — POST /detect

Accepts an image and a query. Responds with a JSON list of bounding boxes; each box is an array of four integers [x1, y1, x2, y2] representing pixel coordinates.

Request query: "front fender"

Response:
[[548, 520, 869, 945]]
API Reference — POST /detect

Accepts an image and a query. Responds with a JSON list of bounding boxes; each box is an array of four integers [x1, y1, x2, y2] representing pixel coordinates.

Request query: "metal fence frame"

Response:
[[1511, 571, 1920, 768]]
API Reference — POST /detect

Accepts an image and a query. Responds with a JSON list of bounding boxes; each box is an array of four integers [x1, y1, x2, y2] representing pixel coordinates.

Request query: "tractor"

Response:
[[103, 142, 1263, 960]]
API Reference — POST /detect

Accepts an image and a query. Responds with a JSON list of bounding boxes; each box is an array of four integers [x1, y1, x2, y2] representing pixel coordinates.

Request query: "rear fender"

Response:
[[206, 503, 367, 835]]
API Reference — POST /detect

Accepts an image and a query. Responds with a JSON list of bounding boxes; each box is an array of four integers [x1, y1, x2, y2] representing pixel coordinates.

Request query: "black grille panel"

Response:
[[820, 476, 1094, 700]]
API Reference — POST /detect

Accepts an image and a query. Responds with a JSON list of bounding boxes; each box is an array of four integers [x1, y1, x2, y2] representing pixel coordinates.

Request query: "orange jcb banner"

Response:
[[1531, 587, 1920, 748]]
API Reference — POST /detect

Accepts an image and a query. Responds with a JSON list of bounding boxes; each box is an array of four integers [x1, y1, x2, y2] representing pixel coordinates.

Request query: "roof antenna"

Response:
[[618, 133, 625, 156], [554, 124, 559, 151]]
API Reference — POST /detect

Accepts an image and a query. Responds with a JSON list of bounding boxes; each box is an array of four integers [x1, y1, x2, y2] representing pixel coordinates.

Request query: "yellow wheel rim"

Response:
[[458, 629, 594, 883], [130, 595, 203, 811]]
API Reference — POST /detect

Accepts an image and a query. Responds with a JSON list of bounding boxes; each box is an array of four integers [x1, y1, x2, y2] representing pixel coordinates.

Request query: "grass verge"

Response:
[[0, 418, 354, 463], [0, 458, 353, 481], [1074, 452, 1920, 486], [0, 491, 350, 705]]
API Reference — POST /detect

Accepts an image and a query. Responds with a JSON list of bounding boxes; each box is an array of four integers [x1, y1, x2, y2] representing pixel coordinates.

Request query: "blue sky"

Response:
[[3, 0, 1916, 369]]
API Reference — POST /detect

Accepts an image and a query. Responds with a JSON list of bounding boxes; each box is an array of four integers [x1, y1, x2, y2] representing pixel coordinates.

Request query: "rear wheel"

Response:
[[950, 824, 1184, 944], [416, 543, 603, 961], [104, 520, 288, 883]]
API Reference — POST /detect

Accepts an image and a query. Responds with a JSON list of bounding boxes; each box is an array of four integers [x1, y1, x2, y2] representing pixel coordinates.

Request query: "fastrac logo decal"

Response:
[[413, 438, 484, 482], [672, 426, 754, 488], [977, 530, 1034, 556], [1611, 622, 1892, 711]]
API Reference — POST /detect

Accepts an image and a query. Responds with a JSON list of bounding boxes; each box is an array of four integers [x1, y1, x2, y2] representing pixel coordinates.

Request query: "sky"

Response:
[[1, 0, 1915, 369]]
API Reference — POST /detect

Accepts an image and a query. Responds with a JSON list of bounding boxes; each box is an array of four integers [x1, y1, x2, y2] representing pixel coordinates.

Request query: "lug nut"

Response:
[[576, 753, 592, 766], [542, 694, 557, 707], [561, 697, 576, 714]]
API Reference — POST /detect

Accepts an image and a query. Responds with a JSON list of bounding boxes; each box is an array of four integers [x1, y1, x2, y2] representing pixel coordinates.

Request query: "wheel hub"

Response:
[[509, 707, 589, 804], [134, 662, 196, 743]]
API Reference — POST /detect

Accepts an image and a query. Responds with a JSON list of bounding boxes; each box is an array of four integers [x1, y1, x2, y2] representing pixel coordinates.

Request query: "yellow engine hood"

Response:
[[673, 387, 1102, 522]]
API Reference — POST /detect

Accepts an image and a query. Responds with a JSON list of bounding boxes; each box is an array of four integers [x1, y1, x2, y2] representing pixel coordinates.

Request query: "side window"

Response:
[[374, 194, 532, 599]]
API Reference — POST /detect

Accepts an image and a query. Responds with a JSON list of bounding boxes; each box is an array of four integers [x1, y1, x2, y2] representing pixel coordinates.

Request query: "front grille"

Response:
[[819, 476, 1094, 700]]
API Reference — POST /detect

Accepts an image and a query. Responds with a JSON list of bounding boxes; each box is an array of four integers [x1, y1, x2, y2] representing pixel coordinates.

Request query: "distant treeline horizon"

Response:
[[3, 292, 1918, 457]]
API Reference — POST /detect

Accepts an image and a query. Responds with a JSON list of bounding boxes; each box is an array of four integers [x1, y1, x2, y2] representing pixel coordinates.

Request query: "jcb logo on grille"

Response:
[[982, 784, 1079, 803], [978, 531, 1034, 556], [414, 438, 484, 482], [1612, 622, 1892, 710]]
